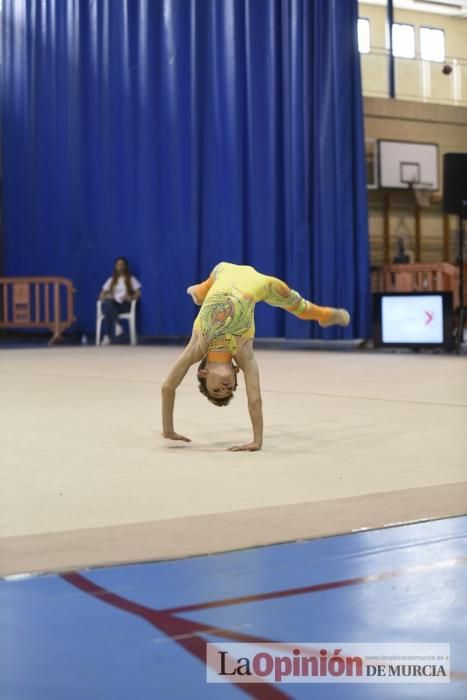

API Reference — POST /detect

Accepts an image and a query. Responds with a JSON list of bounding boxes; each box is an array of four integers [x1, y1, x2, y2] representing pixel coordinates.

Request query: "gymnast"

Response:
[[161, 262, 350, 451]]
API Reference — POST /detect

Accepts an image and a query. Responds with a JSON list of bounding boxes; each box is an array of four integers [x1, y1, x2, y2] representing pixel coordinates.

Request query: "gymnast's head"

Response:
[[197, 357, 239, 407]]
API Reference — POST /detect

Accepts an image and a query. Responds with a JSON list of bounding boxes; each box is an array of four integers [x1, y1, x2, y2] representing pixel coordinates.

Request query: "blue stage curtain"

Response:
[[1, 0, 369, 338]]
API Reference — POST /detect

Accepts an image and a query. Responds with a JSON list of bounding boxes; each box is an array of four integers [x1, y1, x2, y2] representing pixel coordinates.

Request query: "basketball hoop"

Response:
[[410, 181, 433, 208]]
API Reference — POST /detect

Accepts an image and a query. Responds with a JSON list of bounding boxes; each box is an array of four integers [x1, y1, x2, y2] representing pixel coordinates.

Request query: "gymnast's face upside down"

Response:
[[197, 357, 239, 407]]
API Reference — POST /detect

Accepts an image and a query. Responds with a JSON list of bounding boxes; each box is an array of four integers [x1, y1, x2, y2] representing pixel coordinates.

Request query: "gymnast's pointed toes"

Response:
[[319, 308, 350, 327]]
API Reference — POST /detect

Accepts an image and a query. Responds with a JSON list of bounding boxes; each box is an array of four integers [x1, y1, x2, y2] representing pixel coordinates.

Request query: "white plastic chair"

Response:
[[96, 299, 138, 346]]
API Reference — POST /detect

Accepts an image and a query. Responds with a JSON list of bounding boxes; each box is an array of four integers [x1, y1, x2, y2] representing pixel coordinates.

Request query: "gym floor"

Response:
[[0, 345, 466, 698], [1, 517, 466, 699]]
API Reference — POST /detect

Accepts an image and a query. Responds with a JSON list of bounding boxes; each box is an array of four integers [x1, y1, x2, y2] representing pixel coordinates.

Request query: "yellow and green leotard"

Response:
[[191, 262, 334, 356]]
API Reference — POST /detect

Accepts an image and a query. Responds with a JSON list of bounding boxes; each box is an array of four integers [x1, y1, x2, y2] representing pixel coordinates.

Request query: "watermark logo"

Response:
[[206, 643, 450, 684]]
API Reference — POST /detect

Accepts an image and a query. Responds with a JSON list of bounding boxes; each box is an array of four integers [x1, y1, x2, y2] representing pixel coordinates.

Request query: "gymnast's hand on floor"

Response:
[[227, 441, 262, 452], [162, 431, 192, 443]]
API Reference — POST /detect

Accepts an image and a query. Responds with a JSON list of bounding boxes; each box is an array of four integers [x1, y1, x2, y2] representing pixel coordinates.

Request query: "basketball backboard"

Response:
[[378, 140, 439, 190]]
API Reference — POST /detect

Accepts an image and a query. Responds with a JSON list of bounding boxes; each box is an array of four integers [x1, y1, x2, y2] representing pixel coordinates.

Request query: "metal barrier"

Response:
[[0, 277, 76, 344], [371, 263, 462, 309]]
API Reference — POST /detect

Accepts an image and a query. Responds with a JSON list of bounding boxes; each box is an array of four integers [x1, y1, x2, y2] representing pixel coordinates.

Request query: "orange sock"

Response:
[[190, 277, 214, 303], [296, 303, 333, 324]]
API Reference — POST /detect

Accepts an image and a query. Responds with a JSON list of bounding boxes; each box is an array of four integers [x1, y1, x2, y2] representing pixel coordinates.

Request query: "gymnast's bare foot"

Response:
[[227, 440, 262, 452], [163, 431, 192, 443]]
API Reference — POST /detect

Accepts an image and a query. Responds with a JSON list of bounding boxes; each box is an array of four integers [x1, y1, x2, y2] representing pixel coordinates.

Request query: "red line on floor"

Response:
[[61, 572, 290, 700], [60, 558, 467, 690], [162, 557, 467, 613]]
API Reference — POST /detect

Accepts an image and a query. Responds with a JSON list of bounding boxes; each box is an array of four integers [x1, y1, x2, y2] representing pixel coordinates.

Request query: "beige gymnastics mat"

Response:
[[1, 347, 466, 575]]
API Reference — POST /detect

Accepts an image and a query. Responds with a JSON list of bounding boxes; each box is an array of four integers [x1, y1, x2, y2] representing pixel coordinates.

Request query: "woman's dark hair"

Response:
[[111, 257, 132, 298], [197, 357, 238, 407]]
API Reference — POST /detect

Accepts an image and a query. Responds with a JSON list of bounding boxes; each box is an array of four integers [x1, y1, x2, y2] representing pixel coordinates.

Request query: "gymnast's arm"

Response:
[[161, 333, 205, 442], [229, 342, 263, 452]]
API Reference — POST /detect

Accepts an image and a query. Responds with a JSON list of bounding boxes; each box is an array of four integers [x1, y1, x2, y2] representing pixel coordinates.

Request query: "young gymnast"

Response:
[[161, 262, 350, 451]]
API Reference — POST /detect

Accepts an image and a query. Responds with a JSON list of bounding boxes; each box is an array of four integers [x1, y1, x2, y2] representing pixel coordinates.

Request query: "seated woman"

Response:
[[98, 257, 141, 345], [161, 262, 350, 451]]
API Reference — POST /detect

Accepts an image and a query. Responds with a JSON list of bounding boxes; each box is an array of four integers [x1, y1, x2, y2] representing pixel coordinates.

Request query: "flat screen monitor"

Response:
[[373, 292, 453, 349]]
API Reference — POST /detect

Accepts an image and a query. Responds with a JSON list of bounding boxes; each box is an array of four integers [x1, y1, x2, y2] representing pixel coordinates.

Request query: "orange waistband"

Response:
[[207, 351, 233, 363]]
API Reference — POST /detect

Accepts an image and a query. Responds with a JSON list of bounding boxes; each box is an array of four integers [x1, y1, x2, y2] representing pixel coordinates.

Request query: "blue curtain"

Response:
[[1, 0, 369, 338]]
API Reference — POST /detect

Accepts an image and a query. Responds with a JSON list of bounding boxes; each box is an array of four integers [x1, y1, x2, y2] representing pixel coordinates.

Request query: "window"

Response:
[[420, 27, 445, 63], [358, 18, 371, 54], [390, 23, 415, 59]]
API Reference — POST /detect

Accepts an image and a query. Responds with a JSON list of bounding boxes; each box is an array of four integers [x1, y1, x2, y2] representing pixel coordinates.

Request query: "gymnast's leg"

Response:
[[262, 276, 350, 326], [186, 263, 224, 306]]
